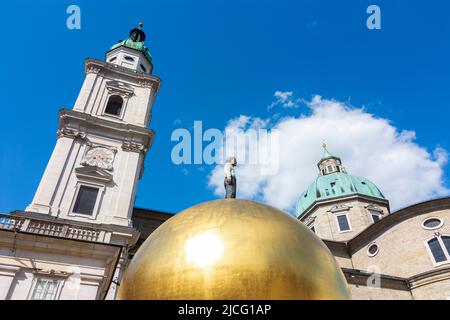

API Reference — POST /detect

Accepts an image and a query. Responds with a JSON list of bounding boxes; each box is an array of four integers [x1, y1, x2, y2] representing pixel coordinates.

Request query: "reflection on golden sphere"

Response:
[[118, 199, 350, 300]]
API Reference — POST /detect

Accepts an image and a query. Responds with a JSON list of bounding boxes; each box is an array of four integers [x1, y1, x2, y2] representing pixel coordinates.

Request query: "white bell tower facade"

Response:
[[26, 24, 161, 227]]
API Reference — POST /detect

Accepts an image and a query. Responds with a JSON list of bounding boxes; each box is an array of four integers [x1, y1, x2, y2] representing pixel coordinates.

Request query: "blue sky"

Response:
[[0, 0, 448, 215]]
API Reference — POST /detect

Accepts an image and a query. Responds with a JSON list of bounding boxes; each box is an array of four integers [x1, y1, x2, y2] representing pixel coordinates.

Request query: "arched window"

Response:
[[427, 236, 450, 264], [104, 95, 123, 116]]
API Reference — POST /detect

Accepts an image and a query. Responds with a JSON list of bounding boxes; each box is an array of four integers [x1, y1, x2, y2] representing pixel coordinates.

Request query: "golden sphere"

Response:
[[118, 199, 350, 300]]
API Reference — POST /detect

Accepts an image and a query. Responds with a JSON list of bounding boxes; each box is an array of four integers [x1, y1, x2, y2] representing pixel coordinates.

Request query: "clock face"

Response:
[[83, 147, 115, 170]]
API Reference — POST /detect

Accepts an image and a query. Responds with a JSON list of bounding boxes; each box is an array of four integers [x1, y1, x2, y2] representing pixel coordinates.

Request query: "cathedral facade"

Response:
[[295, 148, 450, 299], [0, 26, 449, 300]]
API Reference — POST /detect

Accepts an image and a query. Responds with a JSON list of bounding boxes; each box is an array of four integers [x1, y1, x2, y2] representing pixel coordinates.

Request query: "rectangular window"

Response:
[[337, 215, 351, 232], [443, 236, 450, 255], [31, 278, 59, 300], [371, 214, 381, 223], [73, 186, 99, 215]]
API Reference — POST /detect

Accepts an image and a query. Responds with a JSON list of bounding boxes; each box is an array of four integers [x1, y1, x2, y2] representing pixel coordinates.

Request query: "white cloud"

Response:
[[268, 91, 302, 110], [208, 95, 449, 214]]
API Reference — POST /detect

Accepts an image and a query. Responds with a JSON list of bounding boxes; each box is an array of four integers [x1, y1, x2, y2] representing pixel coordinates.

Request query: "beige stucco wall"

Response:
[[333, 255, 354, 269], [306, 197, 389, 242], [351, 209, 450, 278]]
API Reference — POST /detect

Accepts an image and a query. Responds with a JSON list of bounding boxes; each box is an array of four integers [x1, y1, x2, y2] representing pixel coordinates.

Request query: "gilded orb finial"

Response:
[[322, 141, 327, 150], [139, 21, 143, 29]]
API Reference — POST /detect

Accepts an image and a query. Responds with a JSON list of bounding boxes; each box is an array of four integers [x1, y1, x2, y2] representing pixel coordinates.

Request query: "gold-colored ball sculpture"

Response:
[[118, 199, 350, 300]]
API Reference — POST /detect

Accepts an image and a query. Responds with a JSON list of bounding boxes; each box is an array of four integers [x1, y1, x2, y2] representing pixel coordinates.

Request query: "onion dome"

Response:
[[108, 22, 152, 64]]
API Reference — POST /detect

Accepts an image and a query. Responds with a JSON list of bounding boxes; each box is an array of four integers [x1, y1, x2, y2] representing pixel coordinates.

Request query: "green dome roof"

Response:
[[108, 23, 152, 63], [296, 172, 386, 218]]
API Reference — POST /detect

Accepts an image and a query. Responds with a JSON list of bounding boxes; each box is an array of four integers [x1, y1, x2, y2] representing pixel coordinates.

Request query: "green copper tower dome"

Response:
[[296, 145, 386, 218], [108, 22, 153, 64]]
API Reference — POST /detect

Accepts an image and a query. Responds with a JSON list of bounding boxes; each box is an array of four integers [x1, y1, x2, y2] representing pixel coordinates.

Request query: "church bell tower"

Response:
[[26, 23, 161, 227]]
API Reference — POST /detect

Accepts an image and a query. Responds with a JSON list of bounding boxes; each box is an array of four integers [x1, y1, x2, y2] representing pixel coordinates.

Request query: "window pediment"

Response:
[[105, 80, 134, 97], [75, 166, 113, 183], [329, 204, 352, 214], [365, 204, 384, 213]]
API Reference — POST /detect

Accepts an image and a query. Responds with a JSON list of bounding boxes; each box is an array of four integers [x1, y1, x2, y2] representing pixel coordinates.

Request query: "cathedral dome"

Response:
[[118, 199, 350, 300], [296, 146, 386, 218], [296, 172, 386, 218]]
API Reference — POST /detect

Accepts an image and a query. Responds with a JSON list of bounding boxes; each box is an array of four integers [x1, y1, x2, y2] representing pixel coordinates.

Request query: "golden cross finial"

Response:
[[322, 142, 327, 150], [139, 21, 143, 29]]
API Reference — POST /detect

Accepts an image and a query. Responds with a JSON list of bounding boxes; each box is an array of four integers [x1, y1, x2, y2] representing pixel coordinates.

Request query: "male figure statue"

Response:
[[224, 157, 237, 198]]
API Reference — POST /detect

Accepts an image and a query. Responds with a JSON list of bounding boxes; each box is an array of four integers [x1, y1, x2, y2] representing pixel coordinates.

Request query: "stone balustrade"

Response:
[[0, 213, 110, 243]]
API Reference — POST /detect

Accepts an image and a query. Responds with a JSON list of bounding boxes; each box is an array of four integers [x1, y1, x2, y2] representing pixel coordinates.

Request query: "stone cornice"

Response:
[[408, 266, 450, 289], [58, 109, 155, 155], [0, 264, 21, 277], [84, 58, 161, 93], [122, 141, 148, 153], [80, 273, 106, 285], [342, 268, 410, 291], [57, 127, 87, 140], [341, 265, 450, 292], [299, 194, 390, 222]]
